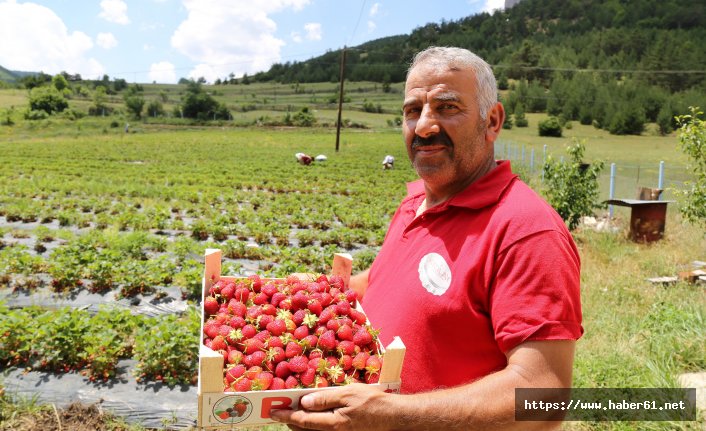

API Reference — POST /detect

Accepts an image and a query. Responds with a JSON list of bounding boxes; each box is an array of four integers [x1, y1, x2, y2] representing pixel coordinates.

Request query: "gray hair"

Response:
[[407, 46, 497, 120]]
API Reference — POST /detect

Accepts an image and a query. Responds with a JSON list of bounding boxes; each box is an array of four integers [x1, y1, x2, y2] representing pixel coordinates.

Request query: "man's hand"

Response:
[[271, 383, 392, 431]]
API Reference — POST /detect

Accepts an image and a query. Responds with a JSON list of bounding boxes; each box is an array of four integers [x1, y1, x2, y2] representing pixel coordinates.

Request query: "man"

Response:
[[272, 46, 582, 430]]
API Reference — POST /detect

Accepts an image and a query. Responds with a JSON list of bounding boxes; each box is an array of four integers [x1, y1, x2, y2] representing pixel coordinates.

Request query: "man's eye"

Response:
[[440, 104, 457, 111]]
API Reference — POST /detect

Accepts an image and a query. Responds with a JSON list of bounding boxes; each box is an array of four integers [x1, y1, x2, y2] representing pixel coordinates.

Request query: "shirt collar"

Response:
[[404, 160, 517, 211]]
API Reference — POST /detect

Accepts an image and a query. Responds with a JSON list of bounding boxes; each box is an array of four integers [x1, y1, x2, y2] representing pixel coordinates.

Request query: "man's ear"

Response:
[[485, 102, 505, 143]]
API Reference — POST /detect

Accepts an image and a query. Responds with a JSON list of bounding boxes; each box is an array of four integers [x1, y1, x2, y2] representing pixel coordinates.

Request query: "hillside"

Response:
[[252, 0, 705, 93], [0, 65, 20, 83]]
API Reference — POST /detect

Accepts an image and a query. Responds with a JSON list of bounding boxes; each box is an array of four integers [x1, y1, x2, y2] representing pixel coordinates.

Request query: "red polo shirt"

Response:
[[363, 160, 583, 394]]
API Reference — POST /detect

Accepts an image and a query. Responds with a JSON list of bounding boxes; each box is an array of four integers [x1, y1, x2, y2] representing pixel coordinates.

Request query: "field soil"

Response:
[[0, 402, 130, 431]]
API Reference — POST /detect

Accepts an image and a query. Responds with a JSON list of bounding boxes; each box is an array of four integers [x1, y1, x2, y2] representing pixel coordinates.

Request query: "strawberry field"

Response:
[[1, 123, 704, 430]]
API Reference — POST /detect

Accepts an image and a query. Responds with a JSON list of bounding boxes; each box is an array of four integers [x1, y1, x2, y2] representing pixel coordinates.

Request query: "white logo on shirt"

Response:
[[418, 253, 452, 296]]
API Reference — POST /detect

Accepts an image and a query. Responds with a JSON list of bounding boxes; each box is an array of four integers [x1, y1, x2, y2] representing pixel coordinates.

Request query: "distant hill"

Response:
[[250, 0, 705, 94], [0, 65, 20, 83]]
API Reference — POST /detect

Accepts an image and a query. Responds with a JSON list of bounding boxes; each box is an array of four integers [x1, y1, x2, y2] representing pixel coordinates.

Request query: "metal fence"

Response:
[[494, 140, 693, 214]]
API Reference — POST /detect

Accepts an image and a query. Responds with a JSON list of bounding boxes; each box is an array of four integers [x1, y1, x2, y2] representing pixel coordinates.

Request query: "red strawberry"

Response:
[[244, 366, 263, 379], [244, 351, 266, 367], [234, 401, 248, 416], [353, 327, 373, 347], [285, 341, 304, 358], [293, 325, 309, 340], [345, 289, 357, 304], [248, 274, 262, 292], [229, 315, 246, 329], [336, 324, 354, 341], [266, 319, 287, 336], [317, 330, 337, 351], [218, 324, 234, 338], [253, 292, 269, 305], [339, 354, 353, 371], [365, 355, 382, 374], [261, 303, 277, 316], [220, 284, 235, 301], [319, 306, 337, 325], [285, 375, 299, 389], [300, 368, 316, 387], [227, 350, 244, 365], [258, 314, 274, 329], [218, 411, 231, 420], [204, 297, 220, 316], [274, 361, 291, 379], [262, 282, 278, 297], [301, 334, 318, 350], [352, 351, 370, 370], [335, 301, 351, 316], [253, 371, 274, 390], [241, 324, 257, 339], [211, 335, 227, 352], [349, 309, 367, 325], [234, 377, 252, 392], [242, 338, 264, 355], [203, 319, 221, 339], [364, 371, 380, 384], [315, 376, 329, 387], [307, 299, 323, 316], [271, 291, 286, 307], [271, 377, 286, 390], [266, 336, 284, 349], [234, 287, 250, 303], [225, 364, 246, 383], [288, 355, 308, 373], [337, 340, 356, 356]]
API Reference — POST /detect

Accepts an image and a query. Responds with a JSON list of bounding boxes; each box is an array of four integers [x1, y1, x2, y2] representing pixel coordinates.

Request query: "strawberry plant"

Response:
[[133, 308, 200, 386]]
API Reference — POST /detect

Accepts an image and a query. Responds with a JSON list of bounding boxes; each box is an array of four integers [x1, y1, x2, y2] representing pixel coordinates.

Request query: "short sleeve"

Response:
[[489, 229, 583, 353]]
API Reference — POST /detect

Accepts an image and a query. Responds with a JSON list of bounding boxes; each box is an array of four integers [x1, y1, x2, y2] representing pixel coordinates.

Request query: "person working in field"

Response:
[[273, 46, 582, 430]]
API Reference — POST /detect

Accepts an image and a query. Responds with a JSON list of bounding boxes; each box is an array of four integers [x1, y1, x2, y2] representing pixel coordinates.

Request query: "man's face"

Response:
[[402, 62, 493, 189]]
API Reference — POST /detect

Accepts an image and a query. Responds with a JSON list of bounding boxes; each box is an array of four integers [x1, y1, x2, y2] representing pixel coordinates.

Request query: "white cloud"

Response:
[[149, 61, 177, 83], [171, 0, 311, 81], [367, 20, 376, 33], [99, 0, 130, 25], [291, 31, 303, 43], [304, 23, 321, 41], [482, 0, 504, 13], [369, 3, 380, 17], [0, 1, 104, 77], [96, 32, 118, 49]]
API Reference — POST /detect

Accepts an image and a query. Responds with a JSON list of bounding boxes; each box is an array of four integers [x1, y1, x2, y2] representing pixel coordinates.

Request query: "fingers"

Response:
[[271, 408, 342, 430], [299, 388, 347, 411]]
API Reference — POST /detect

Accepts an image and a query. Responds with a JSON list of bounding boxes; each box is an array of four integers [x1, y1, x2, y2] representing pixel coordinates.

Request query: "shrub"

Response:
[[542, 139, 605, 230], [538, 116, 562, 137], [675, 107, 706, 227], [29, 86, 68, 114]]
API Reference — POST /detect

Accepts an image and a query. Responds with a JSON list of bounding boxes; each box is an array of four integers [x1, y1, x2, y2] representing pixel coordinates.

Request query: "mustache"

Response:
[[411, 132, 453, 149]]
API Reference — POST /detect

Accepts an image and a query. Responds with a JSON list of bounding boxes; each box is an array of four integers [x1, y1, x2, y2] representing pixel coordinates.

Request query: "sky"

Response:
[[0, 0, 505, 84]]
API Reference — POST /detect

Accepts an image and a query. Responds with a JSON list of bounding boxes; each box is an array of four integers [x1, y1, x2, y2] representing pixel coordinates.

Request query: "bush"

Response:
[[675, 107, 706, 227], [542, 139, 605, 230], [538, 116, 562, 137], [607, 104, 645, 135], [28, 86, 68, 114]]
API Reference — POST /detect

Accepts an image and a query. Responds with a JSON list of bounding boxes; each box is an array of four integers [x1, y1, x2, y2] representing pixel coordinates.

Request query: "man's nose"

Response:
[[414, 105, 440, 138]]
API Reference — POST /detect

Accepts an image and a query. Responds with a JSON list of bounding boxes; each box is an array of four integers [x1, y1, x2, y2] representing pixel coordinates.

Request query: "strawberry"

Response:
[[220, 284, 235, 301], [364, 371, 380, 384], [258, 314, 274, 329], [244, 351, 266, 367], [365, 355, 382, 374], [204, 296, 220, 316], [242, 338, 265, 355], [241, 324, 257, 339], [266, 336, 284, 349], [218, 324, 234, 338], [267, 346, 286, 363], [261, 303, 277, 316], [234, 400, 248, 416], [226, 328, 243, 345], [319, 306, 337, 325], [335, 301, 351, 316], [285, 375, 299, 389], [229, 315, 246, 329], [337, 340, 356, 356], [352, 351, 370, 370], [271, 291, 287, 307], [317, 330, 337, 351], [293, 325, 309, 340], [262, 282, 279, 297], [285, 341, 304, 358], [300, 367, 316, 387], [345, 289, 357, 304], [349, 308, 367, 325], [274, 361, 291, 379], [234, 286, 250, 303], [253, 371, 274, 390], [203, 319, 221, 339], [227, 350, 244, 365], [339, 354, 353, 371], [315, 376, 329, 387], [353, 327, 373, 347], [307, 298, 323, 316], [248, 274, 262, 292], [336, 324, 354, 341], [244, 366, 263, 379], [329, 275, 345, 290], [301, 334, 318, 350], [211, 335, 227, 352], [225, 364, 246, 383], [288, 355, 308, 373], [271, 377, 286, 390], [253, 292, 269, 305], [233, 377, 252, 392], [266, 319, 287, 336]]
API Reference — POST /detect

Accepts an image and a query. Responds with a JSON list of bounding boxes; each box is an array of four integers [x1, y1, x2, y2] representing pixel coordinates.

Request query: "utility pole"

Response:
[[335, 46, 347, 152]]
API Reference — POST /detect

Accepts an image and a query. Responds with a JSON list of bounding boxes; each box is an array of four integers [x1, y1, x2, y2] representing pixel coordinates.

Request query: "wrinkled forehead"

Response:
[[404, 63, 475, 100]]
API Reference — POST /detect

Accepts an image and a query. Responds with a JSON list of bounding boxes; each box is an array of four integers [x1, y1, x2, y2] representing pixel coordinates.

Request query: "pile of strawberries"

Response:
[[202, 273, 384, 392]]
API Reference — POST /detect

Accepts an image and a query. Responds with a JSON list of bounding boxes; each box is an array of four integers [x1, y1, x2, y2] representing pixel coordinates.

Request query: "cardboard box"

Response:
[[197, 248, 405, 429]]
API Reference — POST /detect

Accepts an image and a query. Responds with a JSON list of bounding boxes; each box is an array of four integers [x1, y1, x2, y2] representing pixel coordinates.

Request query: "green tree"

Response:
[[542, 139, 605, 230], [675, 107, 706, 227], [91, 85, 109, 116], [28, 86, 68, 114], [52, 74, 69, 92], [123, 85, 145, 119], [538, 116, 562, 137]]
